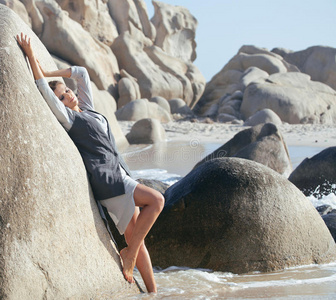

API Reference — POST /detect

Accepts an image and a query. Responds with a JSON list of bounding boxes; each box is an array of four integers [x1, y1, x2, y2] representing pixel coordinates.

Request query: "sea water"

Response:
[[120, 141, 336, 298]]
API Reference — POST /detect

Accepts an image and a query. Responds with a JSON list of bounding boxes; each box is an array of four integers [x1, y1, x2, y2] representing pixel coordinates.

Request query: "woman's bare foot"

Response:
[[120, 248, 136, 283]]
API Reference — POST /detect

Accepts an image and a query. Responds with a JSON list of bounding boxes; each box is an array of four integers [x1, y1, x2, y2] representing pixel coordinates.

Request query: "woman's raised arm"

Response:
[[17, 32, 72, 79], [16, 32, 43, 80]]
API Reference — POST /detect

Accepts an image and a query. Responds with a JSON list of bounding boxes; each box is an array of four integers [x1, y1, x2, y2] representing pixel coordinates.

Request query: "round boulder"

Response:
[[126, 118, 166, 144], [169, 98, 193, 115], [149, 96, 171, 113], [289, 147, 336, 197], [146, 158, 336, 273], [244, 108, 282, 126], [115, 98, 171, 123]]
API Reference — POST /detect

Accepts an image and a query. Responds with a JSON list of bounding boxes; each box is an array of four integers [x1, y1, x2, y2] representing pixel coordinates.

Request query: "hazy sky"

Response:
[[143, 0, 336, 81]]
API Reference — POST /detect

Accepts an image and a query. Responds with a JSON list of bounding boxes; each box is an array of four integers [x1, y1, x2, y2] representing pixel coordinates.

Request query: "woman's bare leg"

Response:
[[120, 184, 164, 290], [124, 207, 157, 292]]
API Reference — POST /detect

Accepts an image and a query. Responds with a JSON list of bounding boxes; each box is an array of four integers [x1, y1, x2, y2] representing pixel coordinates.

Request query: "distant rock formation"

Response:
[[195, 45, 336, 124], [146, 158, 336, 273], [0, 5, 138, 298], [5, 0, 205, 108]]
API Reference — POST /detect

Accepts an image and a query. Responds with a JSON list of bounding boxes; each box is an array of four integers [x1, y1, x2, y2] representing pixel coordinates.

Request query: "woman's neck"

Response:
[[72, 106, 82, 112]]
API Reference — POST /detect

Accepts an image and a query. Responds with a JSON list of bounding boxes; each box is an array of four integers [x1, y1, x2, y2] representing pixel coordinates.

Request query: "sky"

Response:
[[143, 0, 336, 81]]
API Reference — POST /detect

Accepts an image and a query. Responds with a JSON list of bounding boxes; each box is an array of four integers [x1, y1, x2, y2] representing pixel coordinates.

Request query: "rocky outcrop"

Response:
[[274, 46, 336, 92], [289, 147, 336, 197], [151, 0, 197, 62], [110, 0, 205, 107], [126, 118, 166, 144], [0, 6, 138, 298], [195, 45, 336, 125], [194, 46, 297, 117], [146, 158, 336, 273], [193, 123, 292, 177]]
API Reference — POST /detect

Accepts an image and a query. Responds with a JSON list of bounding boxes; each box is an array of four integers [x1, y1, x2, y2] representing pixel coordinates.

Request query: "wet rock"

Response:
[[0, 5, 138, 298], [289, 147, 336, 197], [146, 158, 336, 273], [322, 213, 336, 242], [136, 178, 170, 194], [316, 205, 333, 216], [194, 123, 292, 177], [126, 118, 166, 144]]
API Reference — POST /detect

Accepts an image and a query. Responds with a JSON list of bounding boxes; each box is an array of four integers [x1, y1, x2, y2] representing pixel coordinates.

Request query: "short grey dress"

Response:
[[36, 66, 138, 235]]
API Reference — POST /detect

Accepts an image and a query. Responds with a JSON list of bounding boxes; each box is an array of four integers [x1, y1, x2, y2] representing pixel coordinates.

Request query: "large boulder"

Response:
[[289, 147, 336, 197], [193, 123, 292, 177], [275, 46, 336, 92], [126, 118, 166, 144], [117, 70, 141, 109], [322, 213, 336, 242], [241, 72, 336, 124], [146, 158, 336, 273], [0, 6, 138, 298]]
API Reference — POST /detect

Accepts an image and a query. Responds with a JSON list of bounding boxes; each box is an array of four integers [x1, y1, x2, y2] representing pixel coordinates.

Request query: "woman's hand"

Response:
[[16, 32, 34, 58], [16, 32, 43, 80]]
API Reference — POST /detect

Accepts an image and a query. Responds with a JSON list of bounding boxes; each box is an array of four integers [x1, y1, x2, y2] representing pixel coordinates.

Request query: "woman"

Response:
[[17, 33, 164, 293]]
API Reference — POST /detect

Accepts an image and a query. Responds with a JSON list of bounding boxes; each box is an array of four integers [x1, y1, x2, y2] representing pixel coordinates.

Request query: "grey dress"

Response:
[[36, 66, 137, 234]]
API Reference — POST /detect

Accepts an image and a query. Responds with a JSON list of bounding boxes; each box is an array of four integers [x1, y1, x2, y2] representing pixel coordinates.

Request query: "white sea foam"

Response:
[[307, 193, 336, 209], [131, 168, 181, 185]]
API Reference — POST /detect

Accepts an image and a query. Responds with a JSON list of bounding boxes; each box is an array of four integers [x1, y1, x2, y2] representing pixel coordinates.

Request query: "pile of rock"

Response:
[[194, 45, 336, 125]]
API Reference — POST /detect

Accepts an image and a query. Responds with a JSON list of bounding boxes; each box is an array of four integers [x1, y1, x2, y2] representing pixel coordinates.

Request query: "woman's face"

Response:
[[54, 83, 79, 109]]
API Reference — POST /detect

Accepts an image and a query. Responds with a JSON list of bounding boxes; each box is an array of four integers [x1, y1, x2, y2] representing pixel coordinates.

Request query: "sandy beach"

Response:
[[119, 120, 336, 148]]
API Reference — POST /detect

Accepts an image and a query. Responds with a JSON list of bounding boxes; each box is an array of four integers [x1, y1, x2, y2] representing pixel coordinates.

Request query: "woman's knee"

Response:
[[153, 191, 165, 213]]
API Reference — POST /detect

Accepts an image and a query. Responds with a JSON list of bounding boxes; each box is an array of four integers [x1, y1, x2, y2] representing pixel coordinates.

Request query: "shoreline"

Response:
[[119, 121, 336, 148]]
